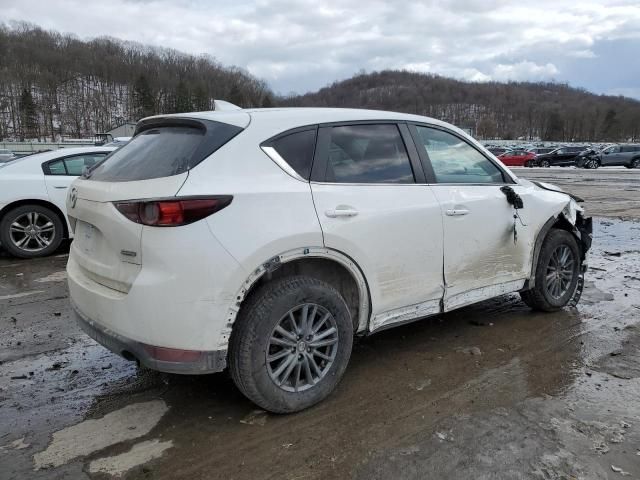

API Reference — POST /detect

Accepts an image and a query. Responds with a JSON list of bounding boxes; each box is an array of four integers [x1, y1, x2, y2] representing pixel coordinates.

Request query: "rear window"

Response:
[[89, 121, 242, 182]]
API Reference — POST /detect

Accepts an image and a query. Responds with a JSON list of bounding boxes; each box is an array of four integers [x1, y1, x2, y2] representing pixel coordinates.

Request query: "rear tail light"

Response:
[[114, 196, 232, 226]]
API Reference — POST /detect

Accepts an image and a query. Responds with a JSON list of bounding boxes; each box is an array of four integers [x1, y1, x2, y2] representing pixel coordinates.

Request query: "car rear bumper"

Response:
[[73, 300, 227, 374]]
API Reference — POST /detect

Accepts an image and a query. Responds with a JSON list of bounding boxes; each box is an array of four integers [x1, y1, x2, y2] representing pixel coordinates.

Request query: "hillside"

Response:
[[280, 70, 640, 142], [0, 23, 273, 141]]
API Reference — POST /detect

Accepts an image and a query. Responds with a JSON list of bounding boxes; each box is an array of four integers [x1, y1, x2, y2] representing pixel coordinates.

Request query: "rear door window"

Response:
[[89, 122, 242, 182], [44, 153, 108, 176], [65, 154, 108, 175], [325, 124, 414, 183]]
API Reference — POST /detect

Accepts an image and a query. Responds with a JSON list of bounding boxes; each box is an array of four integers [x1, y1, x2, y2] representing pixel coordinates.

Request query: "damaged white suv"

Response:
[[66, 108, 592, 413]]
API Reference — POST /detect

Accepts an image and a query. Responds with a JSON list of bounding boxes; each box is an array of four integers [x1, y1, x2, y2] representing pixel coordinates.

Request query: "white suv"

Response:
[[66, 108, 592, 413]]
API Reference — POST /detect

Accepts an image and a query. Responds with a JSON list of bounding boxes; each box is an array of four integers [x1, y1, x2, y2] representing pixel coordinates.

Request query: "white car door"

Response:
[[409, 124, 531, 311], [310, 123, 444, 331], [43, 153, 109, 213]]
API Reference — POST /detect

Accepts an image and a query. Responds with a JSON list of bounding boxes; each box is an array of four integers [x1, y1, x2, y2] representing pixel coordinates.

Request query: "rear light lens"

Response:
[[114, 196, 232, 226]]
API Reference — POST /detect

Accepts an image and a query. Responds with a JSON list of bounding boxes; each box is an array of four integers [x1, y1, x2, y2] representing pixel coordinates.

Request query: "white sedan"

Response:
[[0, 147, 115, 258]]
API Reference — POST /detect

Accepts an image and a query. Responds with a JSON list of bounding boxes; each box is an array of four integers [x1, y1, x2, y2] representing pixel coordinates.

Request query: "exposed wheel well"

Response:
[[0, 199, 69, 239], [241, 257, 364, 331], [525, 214, 585, 290]]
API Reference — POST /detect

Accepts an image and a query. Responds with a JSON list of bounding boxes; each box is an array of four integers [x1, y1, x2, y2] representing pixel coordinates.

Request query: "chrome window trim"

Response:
[[260, 145, 307, 182]]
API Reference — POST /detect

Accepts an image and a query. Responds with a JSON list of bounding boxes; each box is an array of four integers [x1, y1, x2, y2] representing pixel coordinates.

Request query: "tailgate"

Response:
[[67, 174, 187, 292]]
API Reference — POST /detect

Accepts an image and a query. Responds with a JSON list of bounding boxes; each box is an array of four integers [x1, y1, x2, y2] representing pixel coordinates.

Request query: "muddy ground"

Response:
[[1, 168, 639, 479]]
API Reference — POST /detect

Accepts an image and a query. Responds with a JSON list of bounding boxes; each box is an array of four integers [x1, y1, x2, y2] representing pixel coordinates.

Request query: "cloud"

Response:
[[0, 0, 639, 97], [491, 62, 559, 82]]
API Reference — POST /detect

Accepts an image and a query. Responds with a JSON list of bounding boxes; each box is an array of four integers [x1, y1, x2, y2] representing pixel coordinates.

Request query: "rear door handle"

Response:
[[445, 208, 469, 216], [325, 208, 359, 218]]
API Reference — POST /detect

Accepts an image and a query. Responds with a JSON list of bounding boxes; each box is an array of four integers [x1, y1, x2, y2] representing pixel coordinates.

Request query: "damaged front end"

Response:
[[530, 181, 593, 306], [560, 197, 593, 306]]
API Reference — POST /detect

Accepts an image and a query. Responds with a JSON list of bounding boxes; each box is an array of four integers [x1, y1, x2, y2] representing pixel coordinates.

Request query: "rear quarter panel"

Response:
[[176, 128, 324, 276]]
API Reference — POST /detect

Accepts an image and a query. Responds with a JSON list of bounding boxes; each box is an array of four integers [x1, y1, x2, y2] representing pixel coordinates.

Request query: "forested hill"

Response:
[[280, 70, 640, 142], [0, 23, 273, 141]]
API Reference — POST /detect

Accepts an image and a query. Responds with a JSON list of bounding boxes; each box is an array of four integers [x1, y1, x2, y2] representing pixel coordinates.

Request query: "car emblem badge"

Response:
[[70, 188, 78, 209]]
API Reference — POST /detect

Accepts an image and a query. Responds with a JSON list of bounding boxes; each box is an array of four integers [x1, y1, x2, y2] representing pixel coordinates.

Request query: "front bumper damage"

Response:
[[563, 201, 593, 307]]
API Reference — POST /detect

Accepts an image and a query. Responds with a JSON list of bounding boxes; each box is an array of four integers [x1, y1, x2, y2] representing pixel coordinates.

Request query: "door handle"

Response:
[[446, 208, 469, 216], [325, 208, 359, 218], [53, 186, 68, 189]]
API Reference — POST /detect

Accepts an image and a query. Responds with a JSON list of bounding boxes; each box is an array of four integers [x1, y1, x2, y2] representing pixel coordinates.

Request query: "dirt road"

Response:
[[1, 168, 639, 479]]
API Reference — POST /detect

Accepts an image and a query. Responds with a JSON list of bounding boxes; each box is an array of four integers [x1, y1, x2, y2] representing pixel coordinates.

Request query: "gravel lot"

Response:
[[1, 167, 639, 479]]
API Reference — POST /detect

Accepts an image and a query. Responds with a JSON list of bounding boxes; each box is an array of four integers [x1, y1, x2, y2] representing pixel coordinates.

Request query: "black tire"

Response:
[[631, 158, 640, 169], [520, 229, 581, 312], [229, 275, 354, 413], [0, 204, 64, 258], [541, 160, 550, 168]]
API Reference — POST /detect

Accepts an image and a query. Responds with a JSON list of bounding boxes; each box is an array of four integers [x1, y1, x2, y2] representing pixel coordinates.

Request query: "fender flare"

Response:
[[219, 247, 372, 350]]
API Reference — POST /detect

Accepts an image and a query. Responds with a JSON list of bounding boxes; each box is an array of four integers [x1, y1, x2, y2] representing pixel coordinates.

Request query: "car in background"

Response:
[[487, 146, 508, 157], [66, 107, 592, 413], [595, 144, 640, 169], [534, 146, 589, 167], [103, 136, 131, 147], [0, 148, 16, 163], [498, 150, 536, 167], [527, 147, 556, 156], [0, 146, 115, 258]]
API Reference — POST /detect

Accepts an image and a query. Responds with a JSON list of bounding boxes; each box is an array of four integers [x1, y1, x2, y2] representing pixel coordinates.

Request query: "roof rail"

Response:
[[213, 100, 242, 111]]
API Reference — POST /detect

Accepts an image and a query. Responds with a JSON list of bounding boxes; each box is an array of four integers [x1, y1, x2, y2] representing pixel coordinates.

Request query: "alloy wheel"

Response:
[[266, 303, 339, 392], [545, 245, 575, 299], [9, 211, 56, 253]]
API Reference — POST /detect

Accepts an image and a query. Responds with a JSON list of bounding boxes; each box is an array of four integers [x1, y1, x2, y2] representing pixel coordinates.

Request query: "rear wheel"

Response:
[[520, 229, 581, 312], [0, 204, 64, 258], [631, 158, 640, 169], [229, 275, 353, 413]]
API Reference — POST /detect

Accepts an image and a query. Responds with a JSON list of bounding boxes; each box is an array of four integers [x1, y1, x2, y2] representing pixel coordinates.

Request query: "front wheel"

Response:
[[540, 160, 550, 168], [520, 229, 581, 312], [0, 204, 64, 258], [587, 159, 599, 169], [631, 158, 640, 169], [229, 275, 354, 413]]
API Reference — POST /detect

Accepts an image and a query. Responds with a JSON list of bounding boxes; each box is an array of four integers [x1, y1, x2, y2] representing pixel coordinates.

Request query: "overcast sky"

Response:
[[1, 0, 639, 98]]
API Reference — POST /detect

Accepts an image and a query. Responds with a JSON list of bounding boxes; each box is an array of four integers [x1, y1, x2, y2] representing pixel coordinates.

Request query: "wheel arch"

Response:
[[222, 247, 371, 351], [524, 209, 591, 290], [0, 199, 69, 239]]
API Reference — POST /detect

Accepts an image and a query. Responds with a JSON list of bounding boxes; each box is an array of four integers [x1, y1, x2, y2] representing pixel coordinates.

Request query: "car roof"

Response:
[[142, 107, 467, 140]]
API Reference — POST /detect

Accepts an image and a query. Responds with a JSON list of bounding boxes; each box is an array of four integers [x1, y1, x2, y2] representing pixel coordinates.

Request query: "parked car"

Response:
[[586, 144, 640, 169], [103, 136, 132, 147], [0, 147, 115, 258], [498, 150, 536, 167], [534, 146, 589, 167], [0, 148, 16, 163], [487, 146, 508, 156], [67, 108, 592, 413], [527, 147, 556, 156]]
